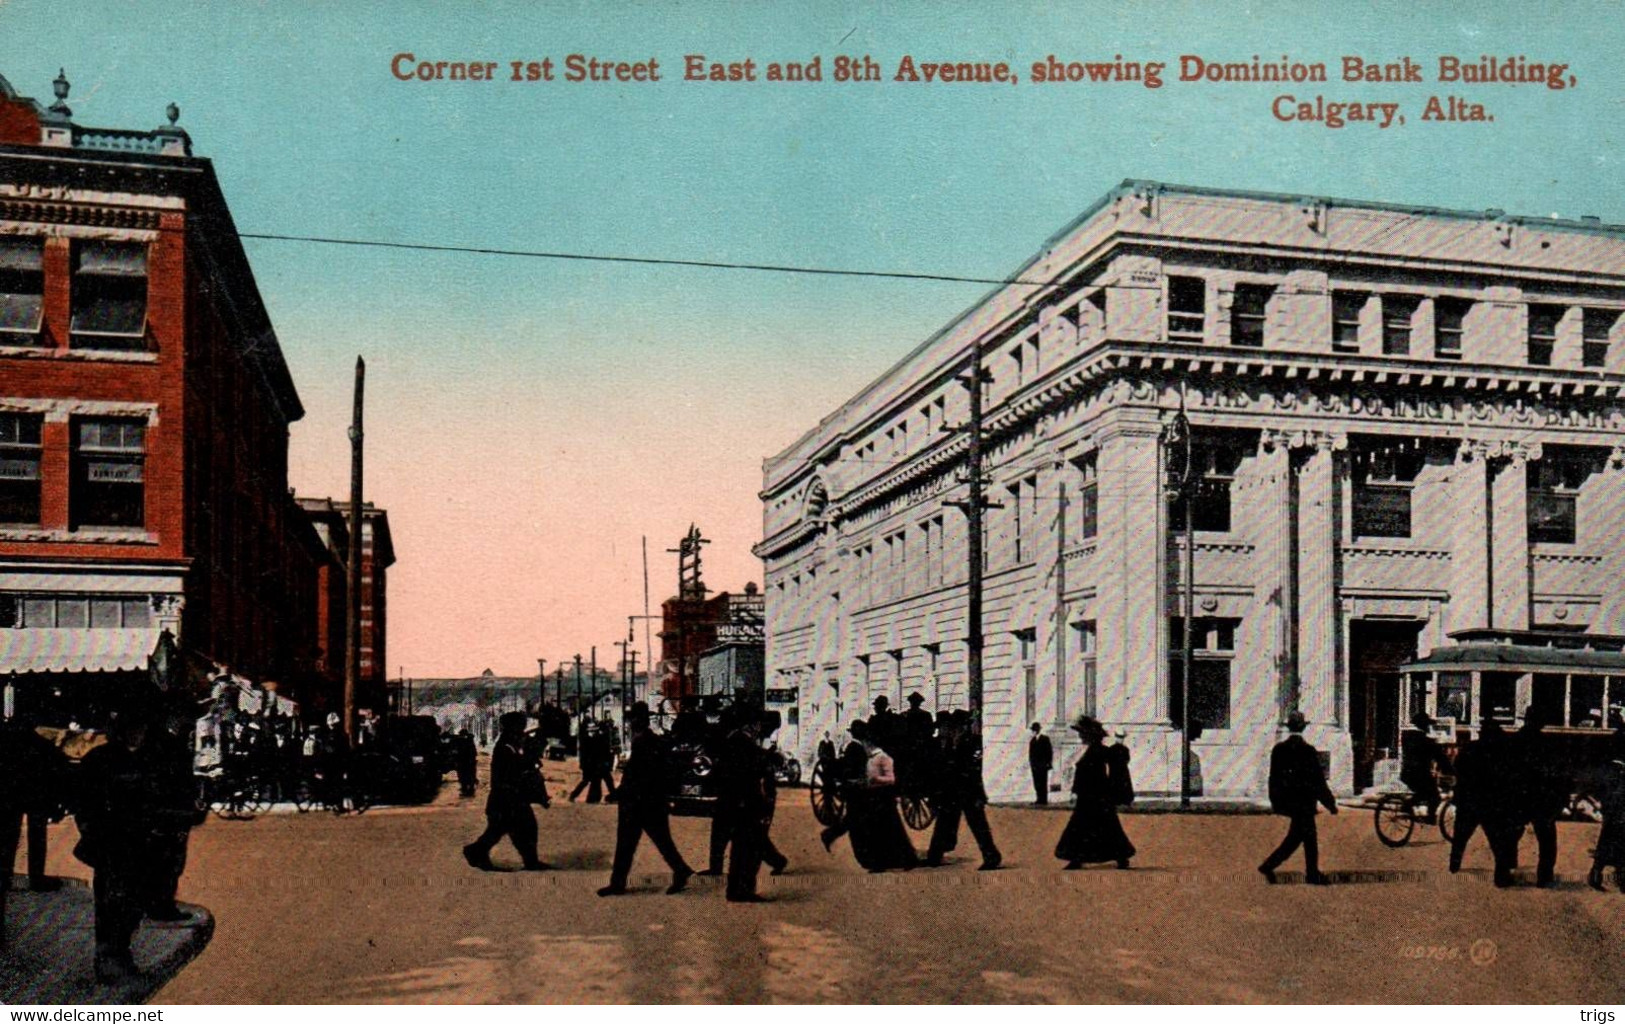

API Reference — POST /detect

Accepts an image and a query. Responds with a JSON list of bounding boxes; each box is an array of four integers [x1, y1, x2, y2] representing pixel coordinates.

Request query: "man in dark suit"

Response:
[[1514, 704, 1570, 888], [1259, 711, 1338, 885], [599, 703, 694, 897], [0, 715, 68, 897], [1028, 722, 1053, 805], [926, 710, 1002, 870], [464, 712, 550, 871], [1, 715, 69, 951]]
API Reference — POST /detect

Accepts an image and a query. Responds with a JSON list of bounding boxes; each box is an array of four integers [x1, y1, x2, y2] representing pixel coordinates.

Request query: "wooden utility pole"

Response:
[[343, 356, 365, 744], [948, 347, 996, 736], [537, 658, 547, 713]]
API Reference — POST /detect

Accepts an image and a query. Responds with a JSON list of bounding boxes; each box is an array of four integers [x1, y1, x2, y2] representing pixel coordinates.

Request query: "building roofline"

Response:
[[762, 179, 1625, 478]]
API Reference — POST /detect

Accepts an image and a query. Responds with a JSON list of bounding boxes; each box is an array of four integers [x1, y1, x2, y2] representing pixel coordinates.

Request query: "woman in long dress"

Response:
[[1588, 731, 1625, 892], [844, 719, 918, 872], [1055, 716, 1136, 870]]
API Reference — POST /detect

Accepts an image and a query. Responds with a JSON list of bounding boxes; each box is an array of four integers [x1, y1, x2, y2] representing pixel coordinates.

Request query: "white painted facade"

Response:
[[756, 182, 1625, 803]]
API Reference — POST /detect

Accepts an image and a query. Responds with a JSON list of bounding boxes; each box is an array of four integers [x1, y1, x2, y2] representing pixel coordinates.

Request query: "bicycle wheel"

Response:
[[808, 761, 844, 827], [901, 792, 936, 831], [1374, 794, 1415, 848], [1437, 798, 1457, 843]]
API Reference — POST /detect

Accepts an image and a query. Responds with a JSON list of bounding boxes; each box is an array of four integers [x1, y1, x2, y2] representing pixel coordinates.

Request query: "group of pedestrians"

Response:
[[1, 697, 202, 983]]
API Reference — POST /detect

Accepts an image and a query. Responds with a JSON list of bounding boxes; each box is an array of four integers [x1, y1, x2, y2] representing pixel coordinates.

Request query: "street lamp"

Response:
[[1165, 392, 1195, 810]]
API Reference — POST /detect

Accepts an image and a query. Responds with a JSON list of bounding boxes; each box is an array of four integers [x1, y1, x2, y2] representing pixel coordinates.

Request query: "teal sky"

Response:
[[4, 1, 1621, 675]]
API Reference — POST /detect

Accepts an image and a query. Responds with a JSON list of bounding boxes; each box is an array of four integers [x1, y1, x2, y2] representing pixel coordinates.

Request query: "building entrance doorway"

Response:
[[1348, 619, 1423, 791]]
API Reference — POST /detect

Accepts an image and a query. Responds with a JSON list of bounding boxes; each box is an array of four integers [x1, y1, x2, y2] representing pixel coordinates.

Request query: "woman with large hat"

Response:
[[1054, 716, 1136, 870]]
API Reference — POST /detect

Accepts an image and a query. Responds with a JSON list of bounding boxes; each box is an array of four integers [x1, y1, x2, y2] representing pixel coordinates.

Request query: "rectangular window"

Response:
[[1169, 440, 1241, 533], [1072, 620, 1098, 719], [1571, 675, 1607, 728], [1076, 453, 1098, 541], [22, 596, 54, 627], [1230, 283, 1272, 348], [1382, 294, 1419, 356], [1528, 303, 1563, 367], [1007, 476, 1036, 564], [1437, 671, 1472, 725], [1015, 628, 1037, 726], [1583, 308, 1618, 369], [122, 596, 151, 626], [71, 417, 146, 529], [1434, 297, 1470, 360], [1352, 444, 1425, 540], [1168, 658, 1232, 731], [0, 412, 44, 525], [70, 241, 149, 350], [1332, 291, 1365, 353], [0, 237, 46, 343], [1167, 276, 1205, 342], [1528, 452, 1590, 545]]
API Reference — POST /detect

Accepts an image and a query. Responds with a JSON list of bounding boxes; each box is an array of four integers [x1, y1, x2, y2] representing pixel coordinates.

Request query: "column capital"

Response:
[[1262, 428, 1347, 454], [1459, 438, 1542, 465]]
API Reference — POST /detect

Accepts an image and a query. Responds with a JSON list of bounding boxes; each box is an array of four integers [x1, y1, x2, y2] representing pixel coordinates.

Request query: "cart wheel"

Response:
[[1437, 798, 1457, 843], [808, 761, 844, 827], [901, 792, 936, 832], [1374, 794, 1415, 848]]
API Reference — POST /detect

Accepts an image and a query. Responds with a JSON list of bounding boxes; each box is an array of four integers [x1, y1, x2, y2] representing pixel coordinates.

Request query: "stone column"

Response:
[[1448, 441, 1492, 633], [1295, 432, 1345, 727], [1258, 431, 1295, 720], [1597, 447, 1625, 634], [1489, 441, 1540, 631], [1093, 411, 1166, 725]]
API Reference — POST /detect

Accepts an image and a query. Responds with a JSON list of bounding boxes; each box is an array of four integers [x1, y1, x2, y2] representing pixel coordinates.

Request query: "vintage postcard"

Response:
[[1, 0, 1623, 1011]]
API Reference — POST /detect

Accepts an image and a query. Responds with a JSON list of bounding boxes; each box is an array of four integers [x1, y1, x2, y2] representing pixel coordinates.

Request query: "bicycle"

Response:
[[1373, 789, 1457, 848]]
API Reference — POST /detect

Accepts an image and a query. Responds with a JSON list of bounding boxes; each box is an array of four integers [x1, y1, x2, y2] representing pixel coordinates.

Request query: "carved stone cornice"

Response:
[[1460, 438, 1543, 464], [0, 199, 160, 231], [1261, 428, 1348, 453]]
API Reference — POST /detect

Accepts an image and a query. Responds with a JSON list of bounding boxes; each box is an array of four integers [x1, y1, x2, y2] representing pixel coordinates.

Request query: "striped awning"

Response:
[[0, 628, 160, 674]]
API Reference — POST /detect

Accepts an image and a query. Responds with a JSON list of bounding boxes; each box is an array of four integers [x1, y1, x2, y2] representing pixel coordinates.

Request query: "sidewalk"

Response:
[[0, 876, 213, 1006]]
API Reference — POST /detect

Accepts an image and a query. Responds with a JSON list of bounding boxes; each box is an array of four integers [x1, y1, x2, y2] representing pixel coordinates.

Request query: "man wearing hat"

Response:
[[464, 712, 551, 871], [1028, 722, 1054, 806], [1259, 711, 1338, 885], [1399, 711, 1452, 824], [925, 709, 1002, 870], [600, 702, 695, 897]]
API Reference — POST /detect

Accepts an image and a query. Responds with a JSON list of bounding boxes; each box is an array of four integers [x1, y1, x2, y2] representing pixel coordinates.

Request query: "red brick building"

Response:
[[297, 498, 396, 714], [0, 69, 332, 723]]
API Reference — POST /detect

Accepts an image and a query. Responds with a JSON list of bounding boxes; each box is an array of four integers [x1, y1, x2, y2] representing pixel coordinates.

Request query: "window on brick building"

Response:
[[1528, 452, 1592, 545], [71, 417, 146, 529], [1169, 439, 1242, 533], [0, 238, 45, 344], [70, 242, 149, 350], [1382, 294, 1420, 356], [1167, 276, 1206, 342], [1332, 291, 1366, 353], [1434, 297, 1471, 360], [1352, 443, 1425, 539], [0, 412, 43, 525], [1583, 308, 1618, 369], [1230, 283, 1272, 348], [1527, 303, 1563, 367]]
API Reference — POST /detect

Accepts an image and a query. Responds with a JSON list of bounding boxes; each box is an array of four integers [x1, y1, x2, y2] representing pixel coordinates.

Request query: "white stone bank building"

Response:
[[755, 181, 1625, 802]]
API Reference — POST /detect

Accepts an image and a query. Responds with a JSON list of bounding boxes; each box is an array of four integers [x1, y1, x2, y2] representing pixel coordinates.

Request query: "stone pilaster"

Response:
[[1294, 431, 1345, 727], [1448, 442, 1492, 633], [1490, 441, 1541, 631], [1258, 431, 1295, 721], [1595, 447, 1625, 634], [1093, 412, 1166, 726]]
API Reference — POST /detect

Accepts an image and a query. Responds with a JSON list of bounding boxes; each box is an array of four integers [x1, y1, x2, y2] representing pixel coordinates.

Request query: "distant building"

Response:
[[658, 582, 763, 707], [758, 180, 1625, 801], [297, 498, 396, 715], [0, 69, 331, 723]]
